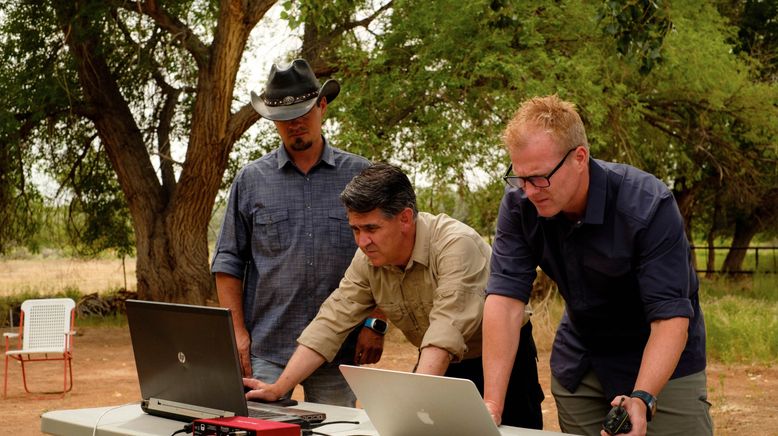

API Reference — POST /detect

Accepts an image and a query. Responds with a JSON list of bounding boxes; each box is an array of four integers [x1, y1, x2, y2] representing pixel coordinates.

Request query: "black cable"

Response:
[[170, 423, 193, 435], [310, 420, 360, 428]]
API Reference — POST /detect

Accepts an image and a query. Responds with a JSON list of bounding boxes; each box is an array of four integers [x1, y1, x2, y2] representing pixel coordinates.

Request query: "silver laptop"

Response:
[[126, 299, 325, 423], [339, 364, 501, 436]]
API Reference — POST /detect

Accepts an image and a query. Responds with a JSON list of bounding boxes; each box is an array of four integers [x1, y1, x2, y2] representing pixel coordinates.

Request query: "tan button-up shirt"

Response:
[[298, 212, 491, 362]]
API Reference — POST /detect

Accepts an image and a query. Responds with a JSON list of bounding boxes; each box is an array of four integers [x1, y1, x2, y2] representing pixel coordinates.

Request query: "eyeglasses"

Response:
[[502, 147, 577, 189]]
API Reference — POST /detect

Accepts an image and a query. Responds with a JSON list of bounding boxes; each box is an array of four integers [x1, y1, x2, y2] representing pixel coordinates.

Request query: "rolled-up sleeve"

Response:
[[486, 190, 537, 302], [636, 194, 695, 321], [211, 175, 250, 278], [420, 234, 489, 362]]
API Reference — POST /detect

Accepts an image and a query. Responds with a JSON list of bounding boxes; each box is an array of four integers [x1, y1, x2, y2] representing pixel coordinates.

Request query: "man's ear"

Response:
[[573, 145, 588, 170], [399, 207, 414, 226], [318, 97, 328, 116]]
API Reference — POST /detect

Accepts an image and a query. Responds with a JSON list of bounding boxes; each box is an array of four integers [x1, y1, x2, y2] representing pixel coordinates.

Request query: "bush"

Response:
[[0, 288, 136, 328]]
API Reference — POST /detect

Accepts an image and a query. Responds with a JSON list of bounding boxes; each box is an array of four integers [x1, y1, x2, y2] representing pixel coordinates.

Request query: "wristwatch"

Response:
[[363, 318, 388, 335], [630, 390, 657, 422]]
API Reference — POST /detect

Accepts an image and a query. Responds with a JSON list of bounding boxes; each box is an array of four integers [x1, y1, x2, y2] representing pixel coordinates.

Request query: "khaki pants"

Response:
[[551, 370, 713, 435]]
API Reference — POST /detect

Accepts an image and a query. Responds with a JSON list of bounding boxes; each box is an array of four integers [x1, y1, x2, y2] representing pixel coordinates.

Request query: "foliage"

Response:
[[64, 148, 135, 258], [0, 287, 134, 329], [1, 0, 776, 299], [0, 0, 284, 302], [597, 0, 673, 74], [0, 1, 134, 256], [326, 0, 777, 244], [415, 180, 504, 240]]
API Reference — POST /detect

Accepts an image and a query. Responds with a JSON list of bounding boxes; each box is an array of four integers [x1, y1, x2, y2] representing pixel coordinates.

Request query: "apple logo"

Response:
[[417, 409, 435, 425]]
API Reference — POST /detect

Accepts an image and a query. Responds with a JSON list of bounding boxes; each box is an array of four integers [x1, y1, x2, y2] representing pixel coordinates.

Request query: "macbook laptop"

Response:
[[125, 299, 325, 423], [339, 365, 501, 436]]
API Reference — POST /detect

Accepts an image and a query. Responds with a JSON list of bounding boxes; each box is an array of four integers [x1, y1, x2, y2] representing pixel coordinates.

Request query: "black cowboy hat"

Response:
[[250, 59, 340, 121]]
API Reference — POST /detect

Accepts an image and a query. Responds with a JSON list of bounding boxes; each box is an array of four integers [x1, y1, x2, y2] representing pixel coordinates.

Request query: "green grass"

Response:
[[693, 245, 778, 273], [3, 274, 776, 365], [529, 274, 778, 365], [699, 274, 778, 364], [699, 273, 778, 301]]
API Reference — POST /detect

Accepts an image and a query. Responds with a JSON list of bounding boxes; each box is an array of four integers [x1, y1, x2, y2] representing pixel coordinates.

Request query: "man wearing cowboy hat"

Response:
[[211, 59, 385, 407]]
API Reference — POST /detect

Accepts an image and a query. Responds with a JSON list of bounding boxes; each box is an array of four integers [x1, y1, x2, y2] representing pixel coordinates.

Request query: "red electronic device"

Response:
[[193, 416, 301, 436]]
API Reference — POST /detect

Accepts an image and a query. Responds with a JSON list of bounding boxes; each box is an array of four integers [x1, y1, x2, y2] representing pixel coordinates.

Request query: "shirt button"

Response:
[[308, 233, 312, 237]]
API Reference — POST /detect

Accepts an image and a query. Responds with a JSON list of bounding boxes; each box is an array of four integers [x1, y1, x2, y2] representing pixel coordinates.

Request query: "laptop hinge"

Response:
[[145, 397, 235, 419]]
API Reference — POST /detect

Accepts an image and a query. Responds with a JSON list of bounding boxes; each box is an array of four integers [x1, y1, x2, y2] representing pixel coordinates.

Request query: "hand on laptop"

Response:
[[243, 377, 282, 402]]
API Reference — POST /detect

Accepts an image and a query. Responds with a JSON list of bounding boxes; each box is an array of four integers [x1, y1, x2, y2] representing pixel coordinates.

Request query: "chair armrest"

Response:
[[4, 332, 20, 352]]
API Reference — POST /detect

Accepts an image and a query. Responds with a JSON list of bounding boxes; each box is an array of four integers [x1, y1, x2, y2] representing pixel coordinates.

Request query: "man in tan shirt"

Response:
[[244, 163, 544, 429]]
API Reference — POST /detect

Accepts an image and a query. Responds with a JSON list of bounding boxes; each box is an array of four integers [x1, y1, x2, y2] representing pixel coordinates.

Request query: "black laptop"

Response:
[[125, 299, 325, 423]]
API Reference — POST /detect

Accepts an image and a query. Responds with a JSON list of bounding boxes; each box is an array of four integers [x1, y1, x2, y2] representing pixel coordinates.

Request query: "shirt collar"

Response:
[[582, 158, 607, 225], [545, 157, 606, 226], [275, 136, 335, 169], [407, 212, 431, 269]]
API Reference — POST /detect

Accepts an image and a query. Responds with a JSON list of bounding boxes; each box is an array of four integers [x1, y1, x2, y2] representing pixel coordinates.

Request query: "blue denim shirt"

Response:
[[487, 158, 706, 399], [211, 138, 370, 365]]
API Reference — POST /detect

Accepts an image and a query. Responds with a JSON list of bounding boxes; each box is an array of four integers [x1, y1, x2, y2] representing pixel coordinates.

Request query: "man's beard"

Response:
[[289, 136, 313, 152]]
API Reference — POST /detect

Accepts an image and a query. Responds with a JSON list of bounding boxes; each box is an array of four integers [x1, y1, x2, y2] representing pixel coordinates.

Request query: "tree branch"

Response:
[[330, 0, 394, 37], [56, 133, 98, 198], [226, 103, 261, 148], [116, 0, 209, 68]]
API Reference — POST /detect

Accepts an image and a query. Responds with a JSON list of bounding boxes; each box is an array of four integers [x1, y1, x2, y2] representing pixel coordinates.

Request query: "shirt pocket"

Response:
[[579, 252, 638, 311], [328, 208, 355, 249], [253, 208, 291, 257]]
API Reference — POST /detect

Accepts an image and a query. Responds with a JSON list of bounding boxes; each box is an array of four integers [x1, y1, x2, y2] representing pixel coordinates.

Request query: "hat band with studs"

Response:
[[263, 91, 319, 107]]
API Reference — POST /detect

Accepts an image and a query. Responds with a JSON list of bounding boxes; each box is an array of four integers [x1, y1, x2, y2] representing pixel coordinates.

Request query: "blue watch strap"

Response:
[[364, 318, 387, 334]]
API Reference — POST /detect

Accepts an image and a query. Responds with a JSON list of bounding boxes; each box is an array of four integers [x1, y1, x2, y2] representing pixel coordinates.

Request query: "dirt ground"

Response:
[[2, 325, 777, 435]]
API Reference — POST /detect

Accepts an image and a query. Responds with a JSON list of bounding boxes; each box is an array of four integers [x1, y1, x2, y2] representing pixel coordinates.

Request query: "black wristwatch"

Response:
[[364, 318, 388, 335], [630, 390, 657, 422]]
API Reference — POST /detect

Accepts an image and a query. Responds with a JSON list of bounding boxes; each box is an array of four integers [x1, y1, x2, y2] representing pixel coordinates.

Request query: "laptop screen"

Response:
[[339, 365, 502, 436], [126, 299, 250, 419]]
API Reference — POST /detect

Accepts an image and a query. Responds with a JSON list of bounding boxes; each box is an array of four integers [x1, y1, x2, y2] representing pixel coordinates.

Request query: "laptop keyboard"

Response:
[[246, 407, 289, 420]]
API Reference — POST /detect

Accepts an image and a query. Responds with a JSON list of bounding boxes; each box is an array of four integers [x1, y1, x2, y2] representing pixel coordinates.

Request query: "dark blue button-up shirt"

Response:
[[211, 139, 370, 365], [487, 158, 706, 399]]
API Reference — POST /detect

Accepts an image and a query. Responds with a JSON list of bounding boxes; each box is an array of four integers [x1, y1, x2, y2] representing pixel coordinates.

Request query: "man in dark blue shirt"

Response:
[[211, 59, 385, 406], [482, 95, 712, 435]]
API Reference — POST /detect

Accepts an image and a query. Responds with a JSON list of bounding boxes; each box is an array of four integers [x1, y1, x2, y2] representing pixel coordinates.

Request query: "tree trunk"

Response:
[[673, 180, 697, 238], [705, 229, 716, 279], [721, 218, 758, 274], [133, 209, 213, 304], [54, 1, 270, 303]]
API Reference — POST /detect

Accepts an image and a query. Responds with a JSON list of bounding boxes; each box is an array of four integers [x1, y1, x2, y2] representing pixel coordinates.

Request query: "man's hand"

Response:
[[243, 377, 282, 402], [600, 395, 647, 436], [235, 328, 252, 377], [354, 327, 385, 364], [484, 399, 502, 426]]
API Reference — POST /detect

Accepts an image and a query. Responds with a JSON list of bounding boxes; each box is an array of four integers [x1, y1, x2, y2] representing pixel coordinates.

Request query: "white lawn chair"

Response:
[[3, 298, 76, 398]]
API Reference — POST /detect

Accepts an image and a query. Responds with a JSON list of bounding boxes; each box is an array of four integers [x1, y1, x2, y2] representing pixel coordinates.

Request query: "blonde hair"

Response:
[[502, 95, 588, 153]]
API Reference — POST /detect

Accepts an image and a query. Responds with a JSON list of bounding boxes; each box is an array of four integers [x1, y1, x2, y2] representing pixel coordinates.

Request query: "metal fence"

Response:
[[691, 246, 778, 274]]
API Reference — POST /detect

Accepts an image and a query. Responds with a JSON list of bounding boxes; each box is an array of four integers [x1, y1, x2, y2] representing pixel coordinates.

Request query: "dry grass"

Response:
[[0, 258, 136, 296]]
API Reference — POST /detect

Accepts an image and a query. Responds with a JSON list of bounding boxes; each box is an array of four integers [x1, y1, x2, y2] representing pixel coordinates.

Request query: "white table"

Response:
[[41, 401, 571, 435]]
